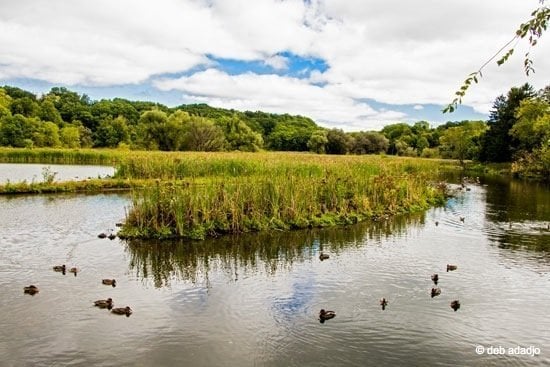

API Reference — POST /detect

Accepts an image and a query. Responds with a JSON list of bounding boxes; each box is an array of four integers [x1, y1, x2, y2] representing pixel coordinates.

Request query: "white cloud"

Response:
[[1, 0, 548, 129], [154, 69, 405, 130], [264, 55, 290, 70]]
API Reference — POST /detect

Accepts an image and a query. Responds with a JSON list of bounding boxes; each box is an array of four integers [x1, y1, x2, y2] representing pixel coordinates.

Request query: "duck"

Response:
[[107, 233, 116, 240], [450, 300, 460, 311], [380, 298, 388, 310], [431, 273, 439, 284], [69, 267, 78, 276], [319, 309, 336, 322], [435, 221, 439, 227], [53, 264, 66, 272], [459, 217, 465, 223], [111, 306, 132, 316], [446, 264, 457, 272], [102, 279, 117, 287], [23, 285, 39, 295], [431, 287, 441, 298], [319, 253, 330, 261], [98, 233, 107, 239], [94, 298, 113, 309]]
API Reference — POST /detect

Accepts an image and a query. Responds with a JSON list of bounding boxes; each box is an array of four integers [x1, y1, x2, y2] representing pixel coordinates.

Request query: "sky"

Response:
[[1, 0, 548, 131]]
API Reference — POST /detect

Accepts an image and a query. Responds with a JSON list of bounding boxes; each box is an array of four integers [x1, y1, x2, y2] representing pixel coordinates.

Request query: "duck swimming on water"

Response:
[[23, 285, 39, 295], [450, 300, 461, 311], [380, 298, 388, 310], [446, 264, 457, 272], [94, 298, 113, 309], [102, 279, 116, 287], [431, 287, 441, 298], [319, 309, 336, 322], [111, 306, 132, 316]]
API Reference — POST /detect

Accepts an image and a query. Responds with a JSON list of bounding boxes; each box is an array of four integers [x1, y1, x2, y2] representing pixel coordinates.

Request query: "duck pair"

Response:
[[93, 298, 132, 316], [53, 265, 78, 276]]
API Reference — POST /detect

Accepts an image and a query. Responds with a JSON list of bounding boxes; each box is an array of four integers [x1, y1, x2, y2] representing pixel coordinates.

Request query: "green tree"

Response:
[[32, 121, 61, 147], [479, 83, 535, 162], [439, 121, 487, 166], [349, 131, 388, 154], [182, 116, 226, 151], [307, 130, 328, 154], [325, 129, 352, 155], [217, 116, 263, 152], [0, 114, 39, 147], [39, 98, 63, 126], [136, 110, 169, 150], [94, 116, 130, 148], [510, 97, 550, 152], [10, 97, 40, 117], [60, 125, 81, 148]]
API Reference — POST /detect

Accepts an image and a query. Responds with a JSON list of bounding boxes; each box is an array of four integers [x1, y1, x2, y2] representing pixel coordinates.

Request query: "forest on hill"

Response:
[[0, 83, 548, 178]]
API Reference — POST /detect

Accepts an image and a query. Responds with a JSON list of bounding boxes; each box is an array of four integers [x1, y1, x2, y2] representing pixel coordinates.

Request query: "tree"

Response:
[[39, 98, 63, 126], [325, 128, 352, 154], [217, 115, 263, 152], [510, 95, 549, 152], [349, 131, 388, 154], [94, 116, 130, 148], [32, 121, 61, 147], [10, 97, 40, 117], [60, 125, 81, 148], [181, 116, 226, 151], [307, 130, 328, 154], [0, 114, 39, 147], [445, 2, 549, 113], [439, 121, 487, 166], [479, 84, 535, 162]]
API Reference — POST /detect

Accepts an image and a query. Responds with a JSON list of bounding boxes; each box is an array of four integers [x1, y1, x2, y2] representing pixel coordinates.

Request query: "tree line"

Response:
[[0, 84, 548, 177]]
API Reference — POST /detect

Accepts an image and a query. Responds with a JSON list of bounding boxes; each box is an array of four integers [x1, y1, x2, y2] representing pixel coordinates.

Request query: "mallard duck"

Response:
[[94, 298, 113, 309], [107, 233, 116, 240], [431, 287, 441, 298], [380, 298, 388, 310], [98, 233, 107, 239], [111, 306, 132, 316], [319, 309, 336, 321], [431, 273, 439, 284], [69, 267, 78, 276], [102, 279, 116, 287], [53, 264, 66, 272], [23, 285, 39, 295], [319, 253, 330, 261], [450, 300, 460, 311], [446, 264, 457, 272]]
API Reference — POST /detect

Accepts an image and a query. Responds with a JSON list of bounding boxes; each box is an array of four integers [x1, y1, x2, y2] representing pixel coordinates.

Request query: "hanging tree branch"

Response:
[[443, 2, 549, 113]]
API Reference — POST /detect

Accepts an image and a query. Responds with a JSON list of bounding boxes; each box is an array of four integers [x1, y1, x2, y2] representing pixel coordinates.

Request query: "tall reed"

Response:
[[121, 157, 449, 240]]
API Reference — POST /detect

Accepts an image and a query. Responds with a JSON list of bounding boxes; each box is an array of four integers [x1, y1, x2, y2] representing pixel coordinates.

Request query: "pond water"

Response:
[[0, 175, 549, 366], [0, 163, 115, 184]]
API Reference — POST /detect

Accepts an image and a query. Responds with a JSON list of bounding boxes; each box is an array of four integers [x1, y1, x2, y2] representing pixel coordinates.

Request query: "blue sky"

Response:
[[1, 0, 547, 131]]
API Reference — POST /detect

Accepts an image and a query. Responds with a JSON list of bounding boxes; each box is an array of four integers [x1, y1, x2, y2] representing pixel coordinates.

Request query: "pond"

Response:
[[0, 175, 549, 366], [0, 163, 115, 184]]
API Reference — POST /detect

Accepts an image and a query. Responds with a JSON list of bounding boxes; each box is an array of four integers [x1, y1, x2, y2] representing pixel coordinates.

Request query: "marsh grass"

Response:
[[119, 153, 452, 240]]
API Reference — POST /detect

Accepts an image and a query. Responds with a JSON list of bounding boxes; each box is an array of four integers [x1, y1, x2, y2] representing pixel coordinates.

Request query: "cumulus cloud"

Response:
[[154, 69, 405, 130], [1, 0, 548, 128], [264, 55, 290, 70]]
